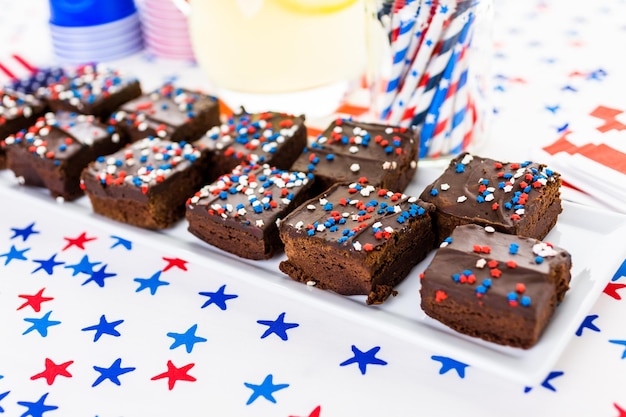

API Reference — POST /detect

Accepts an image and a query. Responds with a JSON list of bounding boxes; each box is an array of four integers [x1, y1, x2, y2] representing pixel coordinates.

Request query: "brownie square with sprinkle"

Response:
[[109, 83, 220, 143], [194, 109, 307, 182], [186, 163, 314, 260], [420, 223, 572, 349], [2, 111, 124, 200], [81, 136, 210, 229], [279, 179, 436, 304], [419, 153, 562, 242], [43, 63, 142, 121], [0, 89, 47, 169], [290, 118, 419, 196]]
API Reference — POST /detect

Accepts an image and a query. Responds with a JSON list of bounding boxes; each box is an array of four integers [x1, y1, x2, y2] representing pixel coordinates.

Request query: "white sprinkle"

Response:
[[439, 241, 449, 248], [485, 193, 495, 202], [533, 242, 558, 257], [410, 160, 417, 168], [440, 183, 450, 191], [349, 146, 359, 154], [350, 163, 360, 172], [457, 195, 467, 203], [255, 219, 264, 228], [306, 280, 317, 286], [353, 241, 362, 251], [307, 204, 316, 210], [476, 258, 487, 268], [55, 196, 65, 204], [484, 226, 495, 233], [461, 154, 474, 165], [295, 221, 304, 230]]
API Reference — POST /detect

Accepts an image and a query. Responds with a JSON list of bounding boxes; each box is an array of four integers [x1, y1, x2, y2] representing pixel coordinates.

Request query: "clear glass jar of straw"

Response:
[[364, 0, 494, 163]]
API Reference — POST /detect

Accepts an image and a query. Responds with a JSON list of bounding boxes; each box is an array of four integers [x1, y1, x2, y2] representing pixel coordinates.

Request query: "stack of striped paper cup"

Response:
[[373, 0, 494, 159], [48, 0, 144, 64], [137, 0, 195, 61]]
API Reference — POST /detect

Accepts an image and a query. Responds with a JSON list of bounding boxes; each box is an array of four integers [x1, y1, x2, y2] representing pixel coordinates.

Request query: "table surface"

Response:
[[1, 0, 626, 416]]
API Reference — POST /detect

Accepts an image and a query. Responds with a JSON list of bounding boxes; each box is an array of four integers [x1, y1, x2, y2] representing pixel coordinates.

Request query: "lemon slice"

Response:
[[275, 0, 360, 14]]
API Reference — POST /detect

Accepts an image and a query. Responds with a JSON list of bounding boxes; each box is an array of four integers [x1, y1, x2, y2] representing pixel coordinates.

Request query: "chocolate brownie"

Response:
[[279, 180, 436, 304], [2, 111, 124, 200], [109, 83, 220, 143], [419, 153, 562, 241], [81, 136, 210, 229], [42, 63, 141, 121], [290, 118, 419, 196], [0, 89, 47, 169], [186, 163, 313, 260], [194, 109, 307, 182], [420, 224, 572, 349]]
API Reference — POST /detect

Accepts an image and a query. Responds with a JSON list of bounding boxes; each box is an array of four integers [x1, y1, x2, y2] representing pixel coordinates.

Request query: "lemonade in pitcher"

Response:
[[187, 0, 368, 116]]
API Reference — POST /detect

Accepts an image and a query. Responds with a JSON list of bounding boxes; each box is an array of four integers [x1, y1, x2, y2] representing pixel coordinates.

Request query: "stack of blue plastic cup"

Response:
[[48, 0, 144, 64]]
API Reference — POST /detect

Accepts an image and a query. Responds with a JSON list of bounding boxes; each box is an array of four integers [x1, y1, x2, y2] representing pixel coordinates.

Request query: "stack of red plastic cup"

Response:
[[138, 0, 195, 61]]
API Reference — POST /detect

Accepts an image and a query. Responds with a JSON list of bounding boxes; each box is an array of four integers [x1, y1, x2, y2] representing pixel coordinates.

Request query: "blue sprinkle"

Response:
[[507, 292, 518, 301], [323, 203, 333, 211], [476, 285, 486, 294], [329, 225, 339, 232], [455, 164, 465, 173], [520, 296, 531, 306], [535, 256, 544, 264], [430, 188, 439, 196], [452, 274, 461, 282], [326, 154, 335, 161], [509, 243, 519, 254], [219, 191, 228, 200], [307, 229, 315, 236], [482, 278, 492, 287]]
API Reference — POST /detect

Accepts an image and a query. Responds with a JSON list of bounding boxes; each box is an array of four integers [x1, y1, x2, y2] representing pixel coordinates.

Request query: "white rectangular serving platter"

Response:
[[2, 163, 625, 385]]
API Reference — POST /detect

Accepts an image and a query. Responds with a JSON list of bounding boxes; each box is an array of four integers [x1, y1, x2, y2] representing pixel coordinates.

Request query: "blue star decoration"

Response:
[[0, 390, 9, 413], [31, 253, 65, 275], [0, 245, 30, 266], [92, 358, 135, 387], [110, 235, 132, 250], [431, 355, 469, 378], [257, 312, 299, 341], [82, 314, 124, 342], [134, 270, 170, 295], [17, 392, 58, 416], [167, 324, 207, 353], [339, 345, 388, 375], [608, 339, 626, 359], [82, 264, 116, 287], [64, 255, 101, 276], [524, 370, 565, 393], [10, 222, 40, 241], [612, 258, 626, 282], [23, 311, 61, 337], [576, 314, 601, 336], [199, 284, 238, 310], [244, 374, 289, 405]]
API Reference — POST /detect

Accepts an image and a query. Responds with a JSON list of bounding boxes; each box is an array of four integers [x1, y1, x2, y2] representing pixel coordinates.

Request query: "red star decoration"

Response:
[[30, 358, 73, 385], [162, 256, 188, 272], [615, 403, 626, 417], [62, 231, 97, 251], [17, 288, 54, 312], [289, 405, 321, 417], [604, 283, 626, 300], [151, 360, 196, 390]]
